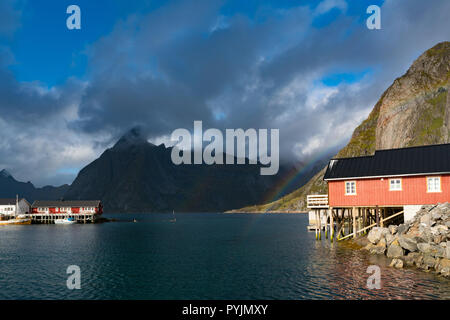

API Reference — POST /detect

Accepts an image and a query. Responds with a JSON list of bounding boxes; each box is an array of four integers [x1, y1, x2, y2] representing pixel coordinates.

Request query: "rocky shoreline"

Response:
[[363, 203, 450, 278]]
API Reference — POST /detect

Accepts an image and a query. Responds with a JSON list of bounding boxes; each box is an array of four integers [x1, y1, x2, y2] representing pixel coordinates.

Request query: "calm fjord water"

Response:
[[0, 213, 449, 300]]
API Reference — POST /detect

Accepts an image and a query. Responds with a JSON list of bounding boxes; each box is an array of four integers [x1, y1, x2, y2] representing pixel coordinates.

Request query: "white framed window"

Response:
[[345, 181, 357, 195], [389, 178, 402, 191], [427, 176, 441, 193]]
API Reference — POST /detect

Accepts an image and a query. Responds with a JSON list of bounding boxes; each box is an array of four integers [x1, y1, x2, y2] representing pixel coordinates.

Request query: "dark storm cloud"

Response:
[[1, 0, 450, 186], [75, 0, 450, 163], [76, 1, 313, 140], [0, 68, 82, 124]]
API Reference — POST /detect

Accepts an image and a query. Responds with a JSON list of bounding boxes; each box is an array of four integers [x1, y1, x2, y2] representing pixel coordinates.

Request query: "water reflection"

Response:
[[304, 239, 450, 299], [0, 213, 449, 299]]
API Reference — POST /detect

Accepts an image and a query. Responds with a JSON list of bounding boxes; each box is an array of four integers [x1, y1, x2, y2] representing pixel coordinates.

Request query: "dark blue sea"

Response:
[[0, 213, 449, 299]]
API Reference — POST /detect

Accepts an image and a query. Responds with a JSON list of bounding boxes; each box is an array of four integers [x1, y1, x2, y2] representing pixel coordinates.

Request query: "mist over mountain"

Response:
[[0, 127, 333, 212], [62, 127, 331, 212]]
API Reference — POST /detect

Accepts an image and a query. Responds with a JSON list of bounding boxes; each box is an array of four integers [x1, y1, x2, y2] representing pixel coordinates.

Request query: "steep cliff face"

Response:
[[339, 41, 450, 158], [234, 41, 450, 212], [376, 42, 450, 150]]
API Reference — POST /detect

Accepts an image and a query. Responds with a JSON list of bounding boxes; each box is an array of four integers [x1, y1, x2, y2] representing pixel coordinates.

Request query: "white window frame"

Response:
[[345, 181, 357, 195], [427, 176, 441, 193], [389, 178, 402, 191]]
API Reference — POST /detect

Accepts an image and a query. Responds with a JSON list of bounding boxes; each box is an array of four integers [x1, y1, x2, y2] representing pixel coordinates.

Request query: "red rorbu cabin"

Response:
[[31, 200, 103, 223], [323, 143, 450, 223]]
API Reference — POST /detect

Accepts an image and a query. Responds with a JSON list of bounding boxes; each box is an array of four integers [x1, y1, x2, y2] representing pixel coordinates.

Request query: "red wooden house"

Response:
[[323, 143, 450, 222], [31, 200, 103, 215]]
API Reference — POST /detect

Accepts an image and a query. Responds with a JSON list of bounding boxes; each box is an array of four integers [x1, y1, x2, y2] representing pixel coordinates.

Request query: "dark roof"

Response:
[[324, 143, 450, 180], [31, 200, 101, 208], [0, 198, 27, 205]]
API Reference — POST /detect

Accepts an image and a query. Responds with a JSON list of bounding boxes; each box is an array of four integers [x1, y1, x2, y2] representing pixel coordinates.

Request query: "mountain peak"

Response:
[[0, 169, 13, 179], [113, 127, 154, 149]]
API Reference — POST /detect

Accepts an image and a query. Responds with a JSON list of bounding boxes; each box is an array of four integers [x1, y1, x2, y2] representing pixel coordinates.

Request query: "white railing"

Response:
[[307, 195, 329, 208]]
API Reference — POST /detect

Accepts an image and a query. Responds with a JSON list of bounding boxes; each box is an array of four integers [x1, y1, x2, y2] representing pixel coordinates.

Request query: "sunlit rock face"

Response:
[[376, 42, 450, 151]]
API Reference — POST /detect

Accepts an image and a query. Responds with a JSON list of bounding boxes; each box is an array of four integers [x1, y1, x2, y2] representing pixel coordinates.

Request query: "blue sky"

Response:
[[9, 1, 151, 84], [0, 0, 448, 186], [8, 0, 384, 86]]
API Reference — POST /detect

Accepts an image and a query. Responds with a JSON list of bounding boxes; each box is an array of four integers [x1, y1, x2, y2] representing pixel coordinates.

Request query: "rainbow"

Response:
[[259, 144, 342, 208]]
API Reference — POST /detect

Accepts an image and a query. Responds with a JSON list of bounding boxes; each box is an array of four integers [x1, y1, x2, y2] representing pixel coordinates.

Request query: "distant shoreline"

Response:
[[225, 210, 308, 214], [101, 211, 309, 214]]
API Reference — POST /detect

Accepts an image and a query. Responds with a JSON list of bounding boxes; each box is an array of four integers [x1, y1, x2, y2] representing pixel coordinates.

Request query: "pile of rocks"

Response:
[[364, 203, 450, 277]]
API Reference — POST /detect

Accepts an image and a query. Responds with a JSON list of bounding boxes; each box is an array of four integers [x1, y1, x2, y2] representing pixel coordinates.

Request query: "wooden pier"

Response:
[[31, 213, 96, 224], [307, 195, 404, 241]]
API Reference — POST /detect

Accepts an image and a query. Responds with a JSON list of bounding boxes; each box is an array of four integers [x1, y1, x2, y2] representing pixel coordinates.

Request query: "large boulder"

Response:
[[431, 211, 442, 221], [397, 223, 410, 235], [420, 214, 434, 227], [389, 258, 404, 269], [436, 259, 450, 277], [388, 225, 398, 235], [417, 242, 445, 258], [433, 234, 446, 244], [398, 235, 418, 252], [367, 227, 389, 244], [404, 252, 422, 267], [365, 239, 387, 255], [417, 242, 431, 254], [422, 255, 436, 270], [385, 233, 395, 246], [417, 227, 433, 242], [430, 226, 441, 236], [387, 241, 404, 258], [446, 243, 450, 259], [436, 225, 448, 234], [434, 246, 446, 258]]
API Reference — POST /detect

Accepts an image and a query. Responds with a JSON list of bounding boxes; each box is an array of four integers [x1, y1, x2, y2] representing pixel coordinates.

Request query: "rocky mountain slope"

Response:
[[0, 129, 329, 213], [234, 41, 450, 212], [0, 169, 69, 203]]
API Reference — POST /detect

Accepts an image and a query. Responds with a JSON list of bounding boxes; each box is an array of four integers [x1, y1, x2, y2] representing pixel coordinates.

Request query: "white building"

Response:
[[0, 198, 31, 216]]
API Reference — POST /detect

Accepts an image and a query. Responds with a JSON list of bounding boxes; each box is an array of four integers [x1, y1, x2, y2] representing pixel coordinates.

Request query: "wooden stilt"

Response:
[[358, 208, 362, 236], [376, 206, 380, 227], [318, 210, 322, 240], [348, 209, 351, 236], [336, 209, 341, 237], [330, 207, 334, 242], [315, 210, 318, 240], [363, 208, 367, 234], [352, 207, 357, 239]]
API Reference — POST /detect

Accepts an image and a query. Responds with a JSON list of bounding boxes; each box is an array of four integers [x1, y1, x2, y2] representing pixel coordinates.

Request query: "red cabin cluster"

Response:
[[31, 200, 103, 215]]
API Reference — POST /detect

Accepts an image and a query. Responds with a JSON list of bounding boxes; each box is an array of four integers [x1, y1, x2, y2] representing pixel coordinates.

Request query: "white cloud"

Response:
[[314, 0, 348, 16]]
